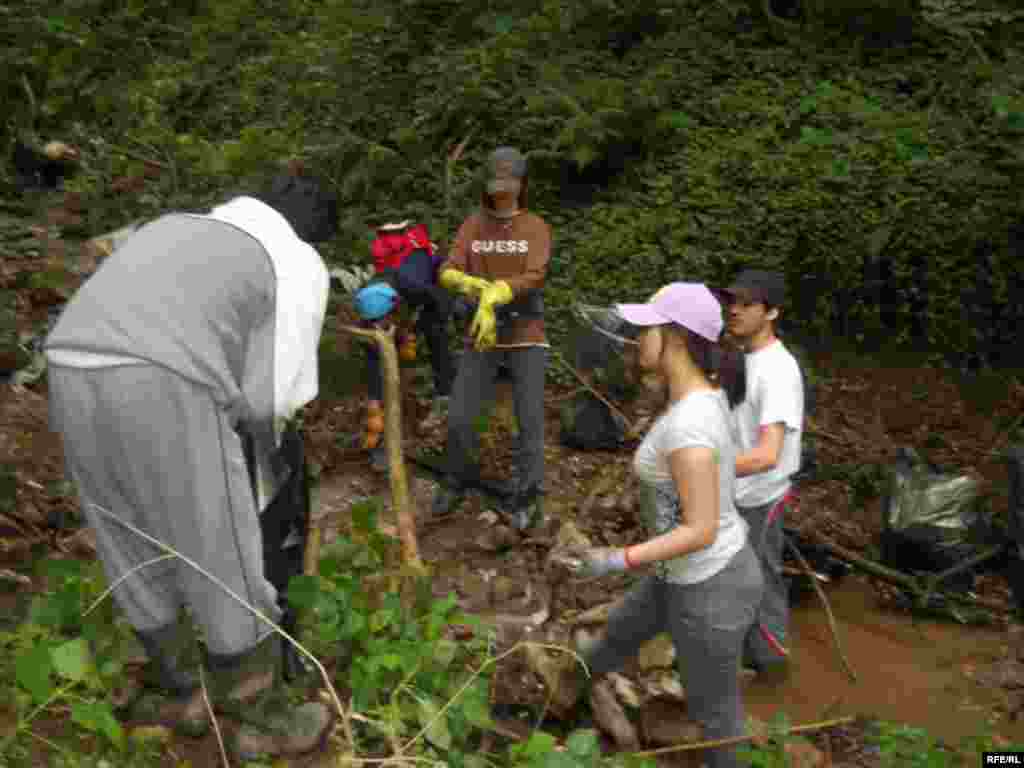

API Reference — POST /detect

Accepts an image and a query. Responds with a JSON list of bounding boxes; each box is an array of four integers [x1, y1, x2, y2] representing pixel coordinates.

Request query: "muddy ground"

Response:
[[3, 197, 1024, 766]]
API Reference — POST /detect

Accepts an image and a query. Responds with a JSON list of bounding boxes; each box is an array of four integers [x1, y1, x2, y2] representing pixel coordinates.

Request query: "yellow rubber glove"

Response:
[[439, 268, 491, 298], [470, 280, 514, 350]]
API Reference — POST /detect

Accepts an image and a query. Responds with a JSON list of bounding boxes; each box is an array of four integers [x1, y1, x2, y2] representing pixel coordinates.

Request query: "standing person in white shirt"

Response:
[[721, 269, 805, 676]]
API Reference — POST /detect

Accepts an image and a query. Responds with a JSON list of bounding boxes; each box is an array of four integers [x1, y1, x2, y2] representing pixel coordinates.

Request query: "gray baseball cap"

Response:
[[485, 147, 527, 194]]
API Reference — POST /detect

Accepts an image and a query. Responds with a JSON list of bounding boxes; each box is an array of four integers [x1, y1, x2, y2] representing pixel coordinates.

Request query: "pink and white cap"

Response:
[[615, 283, 724, 342]]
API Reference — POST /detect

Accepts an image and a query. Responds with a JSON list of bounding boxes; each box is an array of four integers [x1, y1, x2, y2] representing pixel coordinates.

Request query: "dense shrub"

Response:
[[2, 0, 1022, 367]]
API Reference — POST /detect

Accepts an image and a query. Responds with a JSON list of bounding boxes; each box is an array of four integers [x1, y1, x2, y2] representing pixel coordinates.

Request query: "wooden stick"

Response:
[[919, 543, 1007, 608], [632, 715, 856, 757], [337, 324, 422, 568], [809, 534, 1012, 614], [786, 538, 857, 683], [549, 348, 638, 438]]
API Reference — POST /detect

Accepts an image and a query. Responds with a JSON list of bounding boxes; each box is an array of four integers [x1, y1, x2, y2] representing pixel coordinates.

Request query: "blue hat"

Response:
[[354, 282, 399, 320]]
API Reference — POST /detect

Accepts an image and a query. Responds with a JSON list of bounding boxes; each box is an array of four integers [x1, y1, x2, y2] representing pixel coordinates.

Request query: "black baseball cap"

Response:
[[722, 270, 787, 307]]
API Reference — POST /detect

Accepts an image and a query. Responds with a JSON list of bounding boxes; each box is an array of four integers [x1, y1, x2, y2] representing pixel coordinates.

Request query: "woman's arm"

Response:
[[624, 446, 720, 567]]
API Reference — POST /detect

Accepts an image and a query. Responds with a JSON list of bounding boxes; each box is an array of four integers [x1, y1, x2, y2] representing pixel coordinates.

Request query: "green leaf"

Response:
[[566, 729, 600, 759], [16, 644, 54, 703], [518, 730, 557, 758], [799, 95, 817, 115], [494, 14, 514, 34], [52, 638, 92, 682], [286, 574, 322, 610], [40, 557, 84, 584], [539, 752, 579, 768], [351, 499, 379, 533], [434, 639, 458, 667], [377, 653, 403, 671], [460, 681, 494, 729], [417, 697, 452, 751], [71, 699, 125, 749], [573, 144, 598, 171]]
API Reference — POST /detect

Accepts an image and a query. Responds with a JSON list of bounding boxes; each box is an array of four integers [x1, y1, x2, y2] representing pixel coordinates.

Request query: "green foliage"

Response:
[[2, 0, 1024, 358], [0, 557, 153, 762], [289, 498, 497, 754]]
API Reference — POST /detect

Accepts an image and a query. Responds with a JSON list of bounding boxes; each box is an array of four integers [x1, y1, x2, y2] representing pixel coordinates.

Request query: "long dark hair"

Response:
[[674, 326, 746, 408]]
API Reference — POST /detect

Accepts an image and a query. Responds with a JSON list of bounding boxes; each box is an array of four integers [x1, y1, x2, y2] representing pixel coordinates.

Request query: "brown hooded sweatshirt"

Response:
[[440, 183, 552, 347]]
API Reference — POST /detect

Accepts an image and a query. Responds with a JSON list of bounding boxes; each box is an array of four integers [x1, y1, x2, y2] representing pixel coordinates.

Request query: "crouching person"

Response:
[[43, 170, 338, 760], [551, 284, 763, 768]]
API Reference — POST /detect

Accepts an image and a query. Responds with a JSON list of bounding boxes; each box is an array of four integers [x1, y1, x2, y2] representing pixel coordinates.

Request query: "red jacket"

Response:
[[371, 224, 433, 272]]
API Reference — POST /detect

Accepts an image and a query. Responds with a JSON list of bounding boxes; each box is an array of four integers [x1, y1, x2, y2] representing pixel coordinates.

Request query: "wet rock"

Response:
[[492, 575, 526, 604], [607, 672, 641, 708], [977, 659, 1024, 689], [641, 673, 686, 702], [476, 524, 519, 552], [555, 520, 592, 550], [638, 698, 701, 747], [1009, 625, 1024, 663], [616, 491, 637, 517], [1007, 689, 1024, 721], [784, 739, 827, 768], [524, 642, 583, 718], [572, 601, 613, 626], [590, 680, 640, 750], [459, 574, 492, 611], [637, 633, 676, 671]]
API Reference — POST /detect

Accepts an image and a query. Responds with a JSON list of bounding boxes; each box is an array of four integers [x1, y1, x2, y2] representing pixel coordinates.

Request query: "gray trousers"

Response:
[[738, 493, 794, 670], [48, 364, 280, 656], [584, 546, 763, 768], [445, 346, 546, 493]]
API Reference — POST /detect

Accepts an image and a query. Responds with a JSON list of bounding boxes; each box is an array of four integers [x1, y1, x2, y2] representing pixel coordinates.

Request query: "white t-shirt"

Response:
[[733, 340, 804, 508], [632, 389, 747, 585]]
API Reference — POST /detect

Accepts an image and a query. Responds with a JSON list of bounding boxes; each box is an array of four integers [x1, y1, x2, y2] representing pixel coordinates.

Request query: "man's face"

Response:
[[726, 291, 774, 341]]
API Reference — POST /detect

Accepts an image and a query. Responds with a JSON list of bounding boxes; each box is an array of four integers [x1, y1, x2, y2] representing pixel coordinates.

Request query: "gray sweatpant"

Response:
[[445, 346, 546, 493], [738, 493, 794, 670], [47, 363, 280, 656], [584, 545, 763, 768]]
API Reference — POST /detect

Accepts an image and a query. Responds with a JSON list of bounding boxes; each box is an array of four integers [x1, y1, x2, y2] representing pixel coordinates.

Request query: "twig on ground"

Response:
[[199, 665, 231, 768], [632, 715, 856, 757], [786, 538, 857, 683], [810, 533, 1012, 614]]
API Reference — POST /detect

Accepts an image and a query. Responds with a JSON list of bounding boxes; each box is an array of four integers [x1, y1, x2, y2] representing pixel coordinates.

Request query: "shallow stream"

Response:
[[743, 575, 1017, 743]]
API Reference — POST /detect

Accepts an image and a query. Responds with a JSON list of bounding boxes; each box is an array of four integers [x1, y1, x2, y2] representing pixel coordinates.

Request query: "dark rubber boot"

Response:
[[135, 624, 199, 696]]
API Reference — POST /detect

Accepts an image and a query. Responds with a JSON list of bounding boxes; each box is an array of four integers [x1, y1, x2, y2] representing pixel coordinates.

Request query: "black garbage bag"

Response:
[[879, 446, 986, 591], [560, 392, 628, 451], [556, 303, 641, 451], [240, 424, 311, 681], [1004, 445, 1024, 615]]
